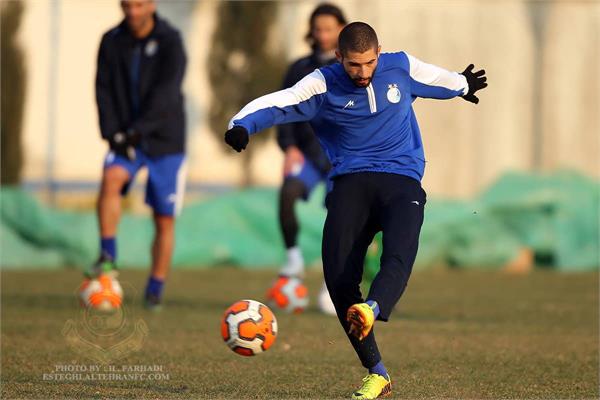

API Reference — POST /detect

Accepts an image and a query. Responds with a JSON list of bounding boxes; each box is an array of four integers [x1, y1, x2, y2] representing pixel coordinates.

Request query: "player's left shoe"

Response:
[[351, 373, 392, 399], [346, 303, 375, 340], [144, 293, 162, 312]]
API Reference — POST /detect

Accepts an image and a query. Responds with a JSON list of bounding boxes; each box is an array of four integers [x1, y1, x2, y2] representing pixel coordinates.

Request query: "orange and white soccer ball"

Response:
[[266, 276, 308, 313], [221, 300, 277, 356], [78, 275, 123, 311]]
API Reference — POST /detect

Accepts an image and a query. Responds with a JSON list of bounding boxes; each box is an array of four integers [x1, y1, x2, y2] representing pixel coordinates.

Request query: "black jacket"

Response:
[[96, 14, 186, 156], [277, 52, 336, 173]]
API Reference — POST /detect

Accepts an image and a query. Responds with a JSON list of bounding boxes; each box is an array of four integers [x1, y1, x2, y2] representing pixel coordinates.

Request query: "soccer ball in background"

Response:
[[78, 275, 123, 311], [266, 276, 309, 313], [221, 300, 278, 356]]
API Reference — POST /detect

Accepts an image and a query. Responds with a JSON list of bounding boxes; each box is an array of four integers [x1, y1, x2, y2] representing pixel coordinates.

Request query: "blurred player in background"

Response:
[[270, 3, 346, 316], [90, 0, 187, 310], [225, 22, 487, 399]]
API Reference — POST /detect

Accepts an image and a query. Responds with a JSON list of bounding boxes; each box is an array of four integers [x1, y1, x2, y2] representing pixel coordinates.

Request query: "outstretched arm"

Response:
[[406, 53, 487, 103], [225, 70, 327, 152]]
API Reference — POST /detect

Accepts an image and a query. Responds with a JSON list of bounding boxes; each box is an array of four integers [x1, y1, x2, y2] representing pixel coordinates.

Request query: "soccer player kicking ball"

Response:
[[225, 22, 487, 399]]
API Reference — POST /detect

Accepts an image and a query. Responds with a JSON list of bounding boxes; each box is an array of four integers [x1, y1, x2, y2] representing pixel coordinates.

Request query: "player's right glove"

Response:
[[461, 64, 488, 104], [109, 131, 136, 161], [224, 126, 249, 152]]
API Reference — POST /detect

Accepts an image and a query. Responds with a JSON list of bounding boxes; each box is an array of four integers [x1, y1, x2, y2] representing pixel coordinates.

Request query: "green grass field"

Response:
[[1, 268, 598, 399]]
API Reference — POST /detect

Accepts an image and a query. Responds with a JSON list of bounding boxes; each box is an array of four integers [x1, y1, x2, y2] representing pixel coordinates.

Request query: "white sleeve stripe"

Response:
[[407, 54, 468, 95], [228, 69, 327, 129]]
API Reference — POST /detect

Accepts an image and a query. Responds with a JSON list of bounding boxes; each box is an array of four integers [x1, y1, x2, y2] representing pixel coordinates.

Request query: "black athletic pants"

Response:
[[322, 172, 426, 368]]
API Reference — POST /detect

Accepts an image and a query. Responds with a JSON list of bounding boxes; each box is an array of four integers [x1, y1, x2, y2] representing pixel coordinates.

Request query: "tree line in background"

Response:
[[1, 0, 26, 185]]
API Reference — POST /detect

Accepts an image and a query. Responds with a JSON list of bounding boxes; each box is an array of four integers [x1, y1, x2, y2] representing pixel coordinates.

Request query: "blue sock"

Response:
[[100, 237, 116, 260], [366, 299, 380, 319], [145, 276, 164, 298], [369, 360, 388, 378]]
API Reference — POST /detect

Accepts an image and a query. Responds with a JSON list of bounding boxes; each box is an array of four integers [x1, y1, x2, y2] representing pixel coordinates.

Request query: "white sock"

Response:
[[318, 282, 336, 316], [287, 246, 304, 266], [280, 246, 305, 277]]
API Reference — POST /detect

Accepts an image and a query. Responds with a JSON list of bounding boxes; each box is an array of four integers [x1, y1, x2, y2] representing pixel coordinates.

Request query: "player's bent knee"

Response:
[[101, 166, 129, 192]]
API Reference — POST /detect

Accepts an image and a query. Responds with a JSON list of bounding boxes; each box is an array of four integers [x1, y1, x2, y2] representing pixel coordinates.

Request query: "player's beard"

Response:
[[351, 69, 376, 87], [352, 77, 372, 87]]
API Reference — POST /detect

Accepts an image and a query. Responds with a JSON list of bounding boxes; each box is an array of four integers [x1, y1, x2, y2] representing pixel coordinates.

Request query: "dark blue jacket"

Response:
[[96, 14, 186, 156]]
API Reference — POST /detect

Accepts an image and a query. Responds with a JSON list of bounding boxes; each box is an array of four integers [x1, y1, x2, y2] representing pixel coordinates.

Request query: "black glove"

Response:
[[461, 64, 487, 104], [225, 126, 249, 152], [108, 131, 137, 160], [108, 131, 127, 151]]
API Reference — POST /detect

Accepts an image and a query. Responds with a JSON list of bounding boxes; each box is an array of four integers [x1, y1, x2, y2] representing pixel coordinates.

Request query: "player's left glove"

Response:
[[461, 64, 487, 104], [224, 126, 249, 152]]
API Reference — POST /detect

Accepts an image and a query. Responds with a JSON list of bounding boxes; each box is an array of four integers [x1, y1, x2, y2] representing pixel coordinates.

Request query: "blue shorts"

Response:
[[285, 159, 330, 200], [103, 149, 186, 216]]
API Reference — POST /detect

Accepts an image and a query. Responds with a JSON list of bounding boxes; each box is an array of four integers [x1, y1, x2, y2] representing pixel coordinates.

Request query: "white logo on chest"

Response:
[[145, 39, 158, 57], [386, 84, 401, 104], [343, 100, 355, 109]]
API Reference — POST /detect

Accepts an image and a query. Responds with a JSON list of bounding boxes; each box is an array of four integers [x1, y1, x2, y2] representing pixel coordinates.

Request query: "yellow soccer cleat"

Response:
[[346, 303, 376, 340], [351, 373, 392, 399]]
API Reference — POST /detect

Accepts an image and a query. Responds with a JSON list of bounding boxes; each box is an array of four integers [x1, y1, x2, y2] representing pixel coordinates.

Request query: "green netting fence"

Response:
[[1, 171, 598, 271]]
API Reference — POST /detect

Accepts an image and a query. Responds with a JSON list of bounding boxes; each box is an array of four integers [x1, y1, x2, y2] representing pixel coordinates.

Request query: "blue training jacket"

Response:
[[229, 52, 468, 182]]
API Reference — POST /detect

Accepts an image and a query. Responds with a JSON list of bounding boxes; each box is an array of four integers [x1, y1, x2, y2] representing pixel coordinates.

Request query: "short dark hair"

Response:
[[338, 22, 378, 56], [305, 3, 347, 46]]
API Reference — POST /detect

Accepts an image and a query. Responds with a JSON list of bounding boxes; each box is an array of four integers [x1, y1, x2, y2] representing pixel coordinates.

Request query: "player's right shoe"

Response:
[[351, 373, 392, 399], [346, 303, 375, 340], [85, 252, 118, 279]]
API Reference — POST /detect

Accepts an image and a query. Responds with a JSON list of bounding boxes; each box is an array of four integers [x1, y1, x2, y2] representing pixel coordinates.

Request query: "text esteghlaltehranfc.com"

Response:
[[42, 364, 170, 381]]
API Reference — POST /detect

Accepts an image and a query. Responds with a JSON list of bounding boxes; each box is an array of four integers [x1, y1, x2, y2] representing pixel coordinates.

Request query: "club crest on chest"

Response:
[[387, 83, 401, 104], [145, 39, 158, 57]]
